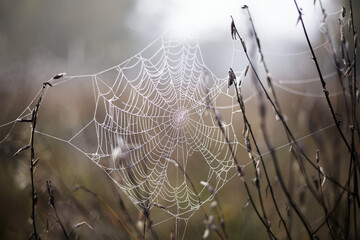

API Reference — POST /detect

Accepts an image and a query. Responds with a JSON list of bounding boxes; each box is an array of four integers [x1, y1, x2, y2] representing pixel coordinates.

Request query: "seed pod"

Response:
[[210, 201, 218, 209], [53, 72, 66, 79], [200, 181, 215, 195], [241, 39, 247, 53], [316, 150, 320, 163], [230, 18, 236, 40], [341, 7, 346, 18], [228, 68, 236, 88], [354, 34, 358, 49], [256, 160, 261, 177]]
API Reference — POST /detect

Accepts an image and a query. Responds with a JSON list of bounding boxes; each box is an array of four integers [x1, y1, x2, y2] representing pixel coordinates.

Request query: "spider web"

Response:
[[4, 34, 249, 221], [0, 9, 349, 234], [76, 35, 240, 219]]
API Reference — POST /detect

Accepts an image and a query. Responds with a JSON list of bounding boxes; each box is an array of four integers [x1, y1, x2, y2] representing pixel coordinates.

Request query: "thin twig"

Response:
[[315, 150, 335, 240], [293, 1, 359, 237], [316, 0, 350, 121], [207, 88, 277, 239], [242, 5, 283, 119], [230, 14, 348, 193], [18, 81, 52, 239], [160, 156, 226, 240], [73, 185, 140, 240], [231, 15, 315, 239], [234, 81, 292, 239], [292, 0, 353, 153], [348, 2, 360, 238], [46, 180, 69, 240]]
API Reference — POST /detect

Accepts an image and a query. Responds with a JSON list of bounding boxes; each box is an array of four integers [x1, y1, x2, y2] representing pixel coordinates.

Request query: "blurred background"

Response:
[[0, 0, 359, 239]]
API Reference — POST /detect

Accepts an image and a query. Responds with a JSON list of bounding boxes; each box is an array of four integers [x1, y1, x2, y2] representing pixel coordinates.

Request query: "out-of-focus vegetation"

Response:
[[0, 0, 359, 239]]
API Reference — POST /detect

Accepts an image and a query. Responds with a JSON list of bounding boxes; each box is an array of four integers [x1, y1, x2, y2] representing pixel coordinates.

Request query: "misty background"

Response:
[[0, 0, 358, 239]]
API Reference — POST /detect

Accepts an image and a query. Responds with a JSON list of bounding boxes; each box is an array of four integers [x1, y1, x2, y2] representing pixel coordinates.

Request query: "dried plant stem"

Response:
[[211, 196, 230, 240], [245, 5, 345, 235], [315, 151, 335, 240], [349, 0, 358, 123], [231, 17, 319, 239], [141, 205, 159, 240], [231, 25, 275, 236], [316, 0, 350, 121], [233, 85, 291, 239], [209, 103, 277, 240], [292, 0, 352, 153], [313, 162, 359, 236], [157, 156, 226, 240], [242, 7, 327, 205], [349, 0, 360, 236], [243, 7, 318, 238], [27, 82, 51, 239], [242, 6, 283, 118], [74, 185, 140, 240], [340, 2, 360, 236], [206, 82, 275, 238], [230, 15, 347, 193], [243, 133, 274, 240], [345, 156, 353, 237], [46, 180, 69, 240], [117, 193, 142, 238], [293, 1, 359, 238], [354, 192, 359, 240], [338, 7, 360, 237], [53, 207, 68, 238], [30, 114, 38, 240], [316, 3, 350, 223], [265, 131, 314, 239]]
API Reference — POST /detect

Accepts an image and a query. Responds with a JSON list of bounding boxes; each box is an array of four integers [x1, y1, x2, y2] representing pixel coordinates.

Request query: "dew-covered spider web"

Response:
[[0, 8, 352, 236], [69, 35, 242, 219], [4, 34, 250, 221]]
